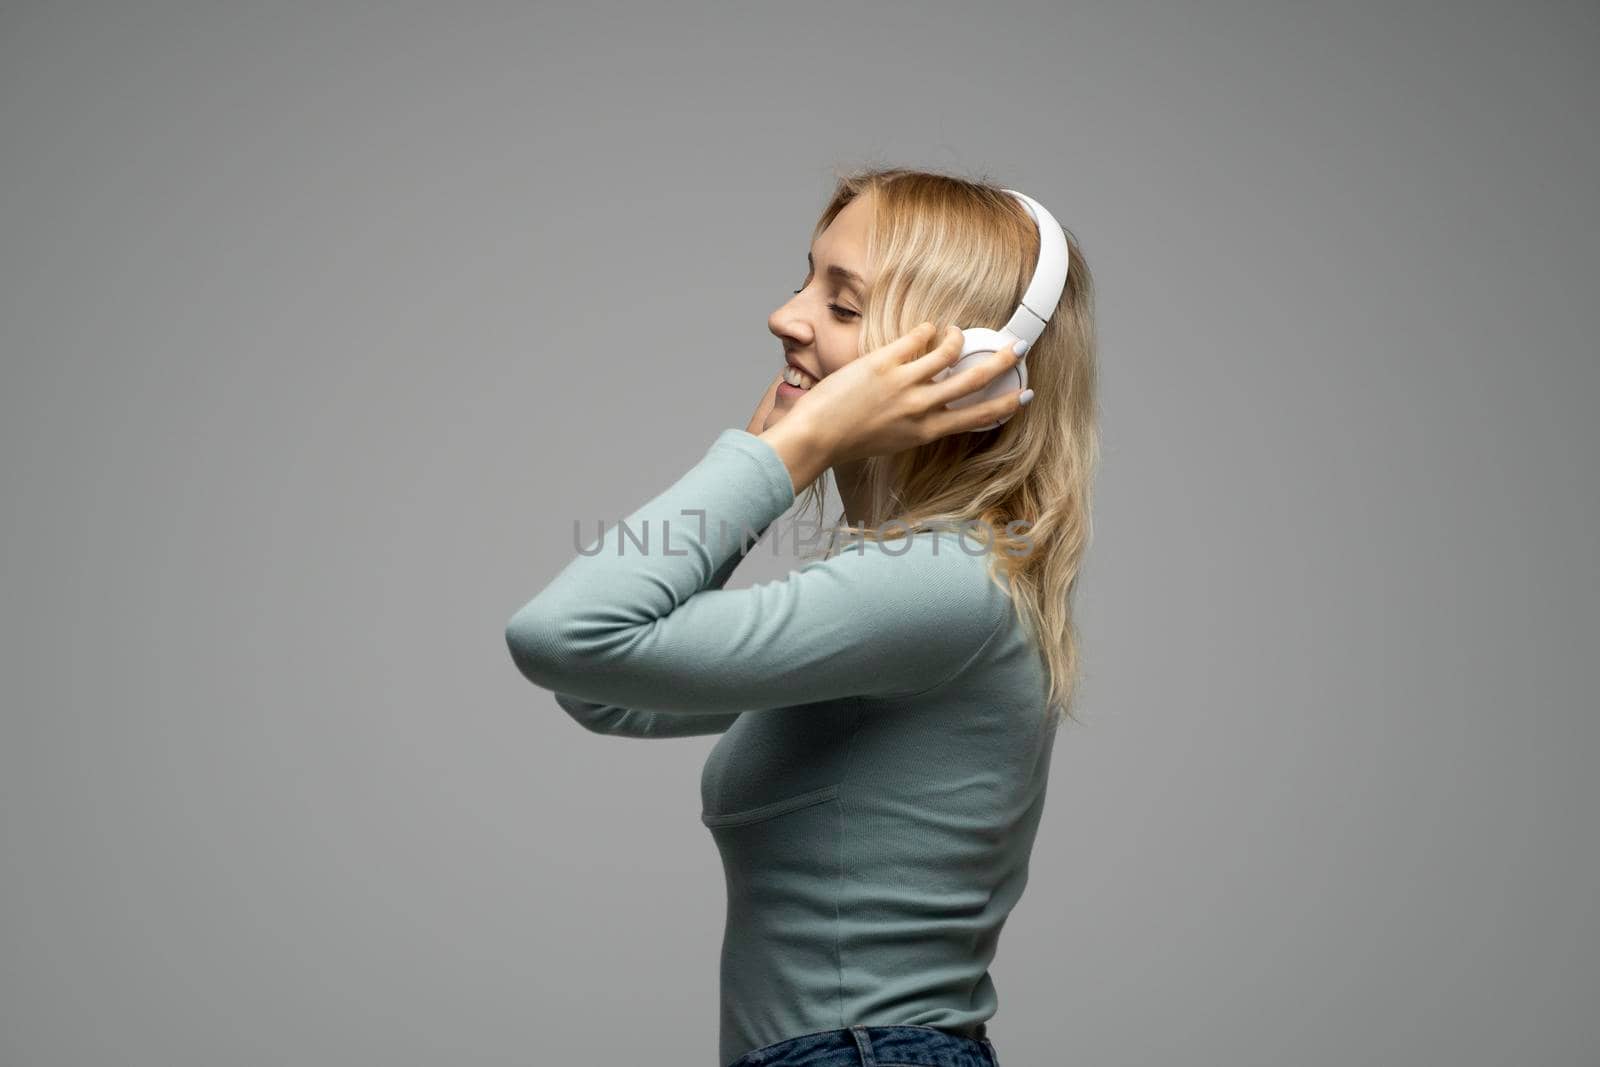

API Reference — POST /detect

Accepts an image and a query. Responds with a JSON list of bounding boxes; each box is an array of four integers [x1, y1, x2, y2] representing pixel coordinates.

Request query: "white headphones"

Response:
[[930, 188, 1070, 431]]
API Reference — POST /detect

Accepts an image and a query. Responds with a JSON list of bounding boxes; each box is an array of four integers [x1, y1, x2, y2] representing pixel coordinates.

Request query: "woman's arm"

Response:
[[551, 692, 744, 738], [545, 510, 777, 738], [504, 428, 1010, 716], [541, 367, 788, 739], [509, 325, 1022, 716]]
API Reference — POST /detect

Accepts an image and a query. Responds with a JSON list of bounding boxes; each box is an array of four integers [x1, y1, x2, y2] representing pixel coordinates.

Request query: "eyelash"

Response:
[[791, 286, 860, 321]]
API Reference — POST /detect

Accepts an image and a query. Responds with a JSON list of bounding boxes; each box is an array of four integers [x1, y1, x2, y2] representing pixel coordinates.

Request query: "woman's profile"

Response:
[[505, 166, 1099, 1067]]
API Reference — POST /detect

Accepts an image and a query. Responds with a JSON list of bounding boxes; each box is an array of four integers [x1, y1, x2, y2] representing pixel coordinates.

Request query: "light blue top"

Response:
[[505, 428, 1059, 1066]]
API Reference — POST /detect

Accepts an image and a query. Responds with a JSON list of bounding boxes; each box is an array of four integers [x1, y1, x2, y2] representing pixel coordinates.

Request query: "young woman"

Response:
[[505, 167, 1099, 1067]]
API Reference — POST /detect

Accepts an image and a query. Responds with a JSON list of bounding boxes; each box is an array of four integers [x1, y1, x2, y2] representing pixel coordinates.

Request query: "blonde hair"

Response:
[[795, 165, 1101, 727]]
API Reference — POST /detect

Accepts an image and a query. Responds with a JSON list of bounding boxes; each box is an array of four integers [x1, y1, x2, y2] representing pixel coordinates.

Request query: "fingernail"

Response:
[[1013, 338, 1031, 356], [1018, 389, 1035, 406]]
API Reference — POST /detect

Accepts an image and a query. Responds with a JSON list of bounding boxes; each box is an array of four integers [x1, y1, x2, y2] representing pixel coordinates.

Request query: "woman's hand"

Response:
[[745, 370, 785, 435], [766, 323, 1027, 473]]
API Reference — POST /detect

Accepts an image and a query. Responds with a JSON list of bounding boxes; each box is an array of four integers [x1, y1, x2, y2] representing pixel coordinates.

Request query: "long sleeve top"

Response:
[[504, 427, 1060, 1067]]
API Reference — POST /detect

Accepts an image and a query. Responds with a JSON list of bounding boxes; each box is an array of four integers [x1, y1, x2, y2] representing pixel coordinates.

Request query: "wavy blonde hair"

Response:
[[794, 165, 1100, 728]]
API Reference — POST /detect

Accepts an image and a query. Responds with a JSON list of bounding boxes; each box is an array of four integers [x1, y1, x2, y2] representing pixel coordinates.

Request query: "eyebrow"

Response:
[[809, 251, 867, 296]]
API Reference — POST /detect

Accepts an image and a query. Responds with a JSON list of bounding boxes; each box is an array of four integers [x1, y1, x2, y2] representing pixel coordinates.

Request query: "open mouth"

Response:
[[782, 364, 819, 390]]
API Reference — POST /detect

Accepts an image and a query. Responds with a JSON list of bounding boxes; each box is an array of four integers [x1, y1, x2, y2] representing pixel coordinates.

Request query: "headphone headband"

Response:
[[997, 188, 1070, 348], [920, 184, 1073, 430]]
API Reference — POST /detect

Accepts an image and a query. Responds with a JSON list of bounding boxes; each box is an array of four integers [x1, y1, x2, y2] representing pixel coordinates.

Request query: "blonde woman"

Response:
[[506, 167, 1099, 1067]]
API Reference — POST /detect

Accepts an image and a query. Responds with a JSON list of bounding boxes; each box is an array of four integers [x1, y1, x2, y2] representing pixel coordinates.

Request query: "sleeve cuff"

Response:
[[707, 428, 798, 514]]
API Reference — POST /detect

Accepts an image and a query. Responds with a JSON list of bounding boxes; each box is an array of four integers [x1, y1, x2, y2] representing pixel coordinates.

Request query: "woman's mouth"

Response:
[[781, 363, 819, 390]]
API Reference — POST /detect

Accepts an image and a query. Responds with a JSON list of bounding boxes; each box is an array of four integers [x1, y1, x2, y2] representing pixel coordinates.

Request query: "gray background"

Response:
[[2, 2, 1595, 1064]]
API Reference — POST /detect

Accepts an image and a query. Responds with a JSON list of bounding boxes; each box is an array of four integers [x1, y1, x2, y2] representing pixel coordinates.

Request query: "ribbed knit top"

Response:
[[504, 427, 1059, 1067]]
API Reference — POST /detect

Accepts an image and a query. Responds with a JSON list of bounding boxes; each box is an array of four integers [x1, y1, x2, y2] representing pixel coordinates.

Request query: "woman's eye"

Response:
[[791, 283, 859, 321]]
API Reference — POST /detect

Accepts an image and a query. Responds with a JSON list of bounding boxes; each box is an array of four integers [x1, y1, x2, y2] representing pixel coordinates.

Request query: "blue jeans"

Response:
[[725, 1023, 999, 1067]]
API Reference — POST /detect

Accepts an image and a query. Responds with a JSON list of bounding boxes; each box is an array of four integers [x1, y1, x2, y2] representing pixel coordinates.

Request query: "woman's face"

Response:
[[764, 191, 875, 428]]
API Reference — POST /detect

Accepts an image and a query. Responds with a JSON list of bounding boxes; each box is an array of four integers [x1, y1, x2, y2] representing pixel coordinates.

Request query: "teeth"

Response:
[[782, 364, 817, 389]]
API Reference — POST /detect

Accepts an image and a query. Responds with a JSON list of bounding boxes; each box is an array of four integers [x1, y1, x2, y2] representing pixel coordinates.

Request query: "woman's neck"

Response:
[[832, 457, 872, 529]]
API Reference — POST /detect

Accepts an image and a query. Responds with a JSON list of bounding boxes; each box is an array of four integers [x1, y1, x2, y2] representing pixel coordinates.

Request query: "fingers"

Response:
[[929, 383, 1029, 438], [904, 325, 968, 381], [921, 342, 1022, 407], [879, 321, 947, 366]]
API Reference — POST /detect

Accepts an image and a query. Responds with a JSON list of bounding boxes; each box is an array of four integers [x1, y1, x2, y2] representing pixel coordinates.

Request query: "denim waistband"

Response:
[[725, 1023, 998, 1067]]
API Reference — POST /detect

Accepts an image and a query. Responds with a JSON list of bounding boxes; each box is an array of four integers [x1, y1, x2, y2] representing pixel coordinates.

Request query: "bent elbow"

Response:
[[506, 594, 640, 694], [504, 601, 575, 690]]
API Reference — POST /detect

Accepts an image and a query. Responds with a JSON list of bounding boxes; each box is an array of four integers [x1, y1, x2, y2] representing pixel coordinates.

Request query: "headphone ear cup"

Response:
[[930, 329, 1029, 432], [981, 362, 1027, 431], [935, 329, 1028, 411], [933, 351, 994, 409]]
